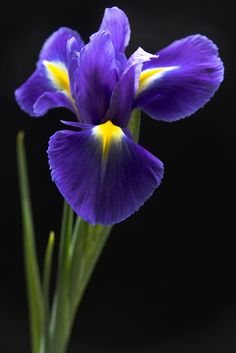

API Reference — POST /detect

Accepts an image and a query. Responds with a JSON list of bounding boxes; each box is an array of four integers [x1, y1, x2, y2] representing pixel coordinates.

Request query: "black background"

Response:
[[1, 0, 236, 352]]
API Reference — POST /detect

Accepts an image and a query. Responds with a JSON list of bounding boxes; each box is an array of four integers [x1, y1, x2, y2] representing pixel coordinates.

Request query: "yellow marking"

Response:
[[140, 68, 166, 86], [93, 120, 124, 157], [43, 60, 71, 96], [138, 66, 179, 94], [43, 60, 80, 116]]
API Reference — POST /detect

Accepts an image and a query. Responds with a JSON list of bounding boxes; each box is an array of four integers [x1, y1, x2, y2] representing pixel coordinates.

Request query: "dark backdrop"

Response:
[[1, 0, 236, 352]]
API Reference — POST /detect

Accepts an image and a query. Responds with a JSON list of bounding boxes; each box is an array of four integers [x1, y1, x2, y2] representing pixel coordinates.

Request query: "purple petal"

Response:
[[15, 69, 53, 117], [115, 52, 128, 76], [106, 48, 155, 126], [99, 7, 131, 52], [60, 120, 94, 129], [48, 124, 164, 225], [76, 31, 118, 124], [135, 35, 224, 122], [66, 37, 81, 110], [105, 65, 137, 126], [39, 27, 84, 64], [33, 91, 74, 115], [15, 27, 84, 117]]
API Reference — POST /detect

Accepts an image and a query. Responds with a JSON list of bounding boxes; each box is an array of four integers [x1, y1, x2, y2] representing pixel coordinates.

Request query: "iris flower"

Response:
[[15, 7, 224, 225]]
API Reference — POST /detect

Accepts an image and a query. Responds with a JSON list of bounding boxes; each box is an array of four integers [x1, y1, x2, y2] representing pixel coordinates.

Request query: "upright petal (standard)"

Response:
[[75, 31, 118, 125], [99, 6, 131, 52], [106, 47, 154, 126]]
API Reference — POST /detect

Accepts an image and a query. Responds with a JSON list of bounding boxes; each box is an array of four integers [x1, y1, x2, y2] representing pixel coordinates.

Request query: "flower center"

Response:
[[93, 120, 124, 156]]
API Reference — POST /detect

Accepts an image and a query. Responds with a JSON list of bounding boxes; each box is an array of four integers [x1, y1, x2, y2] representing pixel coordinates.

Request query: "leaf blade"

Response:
[[16, 131, 44, 353], [43, 231, 55, 320]]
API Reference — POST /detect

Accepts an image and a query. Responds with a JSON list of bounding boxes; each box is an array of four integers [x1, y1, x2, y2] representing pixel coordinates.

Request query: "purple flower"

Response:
[[15, 7, 224, 225]]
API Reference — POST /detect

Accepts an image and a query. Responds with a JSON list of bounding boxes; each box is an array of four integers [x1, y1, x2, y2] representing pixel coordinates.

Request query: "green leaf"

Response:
[[43, 231, 55, 321], [69, 221, 112, 319], [16, 131, 44, 353], [42, 231, 55, 353], [69, 217, 89, 314], [79, 224, 112, 302]]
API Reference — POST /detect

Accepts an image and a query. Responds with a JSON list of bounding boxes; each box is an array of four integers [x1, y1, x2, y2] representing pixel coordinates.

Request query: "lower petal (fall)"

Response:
[[15, 27, 83, 117], [48, 123, 164, 225], [135, 35, 224, 122]]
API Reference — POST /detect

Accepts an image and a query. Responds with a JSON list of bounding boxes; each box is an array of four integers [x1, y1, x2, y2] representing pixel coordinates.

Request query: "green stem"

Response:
[[48, 202, 73, 353], [128, 109, 141, 143], [70, 223, 112, 323]]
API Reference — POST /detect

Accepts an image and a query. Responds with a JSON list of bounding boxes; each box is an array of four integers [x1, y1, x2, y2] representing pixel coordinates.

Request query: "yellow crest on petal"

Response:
[[93, 120, 124, 157], [43, 60, 71, 97], [138, 66, 179, 94]]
